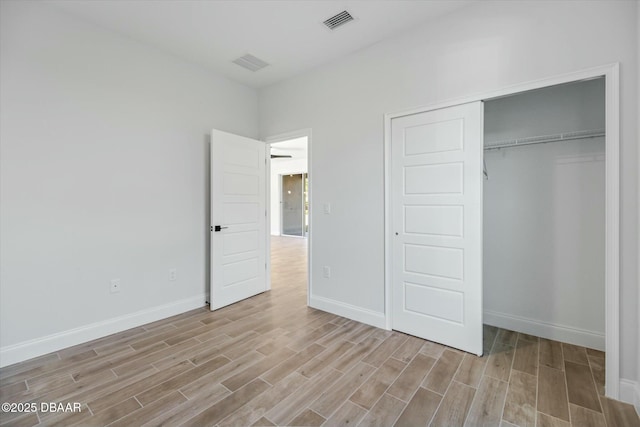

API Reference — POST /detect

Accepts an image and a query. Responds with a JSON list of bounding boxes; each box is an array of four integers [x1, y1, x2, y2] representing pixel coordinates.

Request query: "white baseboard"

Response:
[[0, 294, 207, 368], [309, 295, 386, 329], [619, 379, 640, 414], [484, 309, 605, 351]]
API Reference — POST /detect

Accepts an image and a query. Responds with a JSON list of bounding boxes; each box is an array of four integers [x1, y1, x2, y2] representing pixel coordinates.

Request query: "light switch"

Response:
[[323, 266, 331, 278]]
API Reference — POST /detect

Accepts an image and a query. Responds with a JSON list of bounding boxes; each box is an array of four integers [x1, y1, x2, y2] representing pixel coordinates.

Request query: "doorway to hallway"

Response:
[[268, 133, 310, 297]]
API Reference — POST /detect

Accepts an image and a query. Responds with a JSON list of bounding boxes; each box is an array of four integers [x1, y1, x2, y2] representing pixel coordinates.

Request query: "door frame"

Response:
[[383, 63, 620, 398], [264, 129, 312, 306]]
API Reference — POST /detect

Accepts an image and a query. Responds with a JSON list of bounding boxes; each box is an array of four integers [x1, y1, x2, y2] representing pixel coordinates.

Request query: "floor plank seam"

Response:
[[533, 338, 540, 427], [259, 375, 274, 387], [389, 396, 410, 427], [178, 389, 190, 402], [560, 343, 574, 425], [426, 353, 468, 427], [498, 332, 520, 426], [589, 357, 606, 416]]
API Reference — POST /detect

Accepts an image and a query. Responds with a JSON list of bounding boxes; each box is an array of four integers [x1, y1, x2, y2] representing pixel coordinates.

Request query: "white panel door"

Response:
[[210, 128, 267, 310], [391, 102, 483, 355]]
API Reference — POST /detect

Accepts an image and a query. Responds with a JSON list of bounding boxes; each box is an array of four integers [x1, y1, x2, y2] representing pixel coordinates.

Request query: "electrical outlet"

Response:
[[323, 266, 331, 278], [169, 268, 177, 281], [110, 278, 121, 294], [323, 203, 331, 214]]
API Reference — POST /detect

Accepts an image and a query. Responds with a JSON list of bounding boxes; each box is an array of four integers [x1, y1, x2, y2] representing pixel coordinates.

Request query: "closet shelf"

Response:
[[484, 128, 605, 151]]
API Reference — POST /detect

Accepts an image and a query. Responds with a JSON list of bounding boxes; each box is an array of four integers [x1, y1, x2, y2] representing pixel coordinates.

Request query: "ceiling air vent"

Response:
[[232, 54, 270, 72], [323, 10, 354, 30]]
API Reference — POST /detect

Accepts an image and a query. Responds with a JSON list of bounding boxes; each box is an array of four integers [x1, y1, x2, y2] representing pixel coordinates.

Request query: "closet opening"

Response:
[[385, 63, 619, 398], [482, 77, 606, 389]]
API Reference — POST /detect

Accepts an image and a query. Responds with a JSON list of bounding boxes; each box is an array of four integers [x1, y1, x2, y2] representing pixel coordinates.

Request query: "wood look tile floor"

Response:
[[1, 236, 638, 426]]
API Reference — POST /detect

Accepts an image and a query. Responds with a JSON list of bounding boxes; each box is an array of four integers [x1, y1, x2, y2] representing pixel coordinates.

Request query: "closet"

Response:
[[482, 78, 606, 350]]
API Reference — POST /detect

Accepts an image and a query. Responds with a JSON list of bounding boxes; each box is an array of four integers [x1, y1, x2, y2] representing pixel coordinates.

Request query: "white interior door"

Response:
[[210, 128, 267, 310], [391, 102, 484, 355]]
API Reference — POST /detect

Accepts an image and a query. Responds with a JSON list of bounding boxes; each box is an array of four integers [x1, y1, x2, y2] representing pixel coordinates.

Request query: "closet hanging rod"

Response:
[[484, 128, 605, 151]]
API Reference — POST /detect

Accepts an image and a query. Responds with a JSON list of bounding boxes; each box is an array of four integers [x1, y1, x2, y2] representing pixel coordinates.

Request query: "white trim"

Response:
[[265, 147, 272, 291], [603, 64, 620, 399], [264, 129, 312, 307], [619, 379, 640, 414], [484, 310, 605, 351], [0, 295, 207, 368], [309, 295, 386, 329], [279, 173, 283, 239], [384, 106, 393, 331], [384, 63, 620, 398], [385, 64, 619, 119]]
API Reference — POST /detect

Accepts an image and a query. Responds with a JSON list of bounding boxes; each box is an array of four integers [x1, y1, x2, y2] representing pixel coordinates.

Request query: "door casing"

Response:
[[383, 63, 620, 398]]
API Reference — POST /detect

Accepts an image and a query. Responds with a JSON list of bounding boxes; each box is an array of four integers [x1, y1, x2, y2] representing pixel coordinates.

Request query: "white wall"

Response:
[[483, 79, 605, 349], [636, 0, 640, 412], [259, 0, 638, 385], [270, 159, 308, 235], [0, 1, 258, 365]]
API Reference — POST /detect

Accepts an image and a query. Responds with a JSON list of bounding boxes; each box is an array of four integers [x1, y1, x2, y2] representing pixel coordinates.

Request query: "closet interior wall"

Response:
[[483, 78, 606, 350]]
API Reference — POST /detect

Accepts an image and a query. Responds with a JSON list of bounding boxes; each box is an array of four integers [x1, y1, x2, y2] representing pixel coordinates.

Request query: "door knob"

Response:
[[213, 225, 228, 232]]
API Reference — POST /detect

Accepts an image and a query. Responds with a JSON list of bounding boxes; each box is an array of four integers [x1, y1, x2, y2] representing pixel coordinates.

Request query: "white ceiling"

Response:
[[46, 0, 472, 89], [271, 137, 308, 160]]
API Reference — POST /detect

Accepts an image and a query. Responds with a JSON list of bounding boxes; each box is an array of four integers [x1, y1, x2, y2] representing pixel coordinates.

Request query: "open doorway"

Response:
[[267, 134, 310, 301]]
